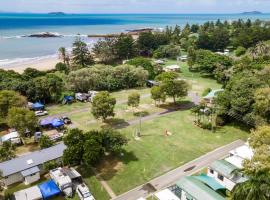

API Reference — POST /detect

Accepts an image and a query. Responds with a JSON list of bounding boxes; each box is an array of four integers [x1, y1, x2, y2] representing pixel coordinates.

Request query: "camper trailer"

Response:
[[50, 168, 73, 197]]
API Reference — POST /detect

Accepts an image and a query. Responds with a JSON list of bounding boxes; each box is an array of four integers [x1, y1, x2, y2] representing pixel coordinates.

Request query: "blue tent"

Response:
[[38, 180, 61, 199], [40, 117, 54, 126], [64, 96, 74, 102], [51, 119, 64, 128], [32, 102, 45, 110]]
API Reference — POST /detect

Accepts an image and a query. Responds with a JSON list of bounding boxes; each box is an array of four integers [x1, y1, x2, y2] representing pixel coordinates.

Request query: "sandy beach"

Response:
[[0, 57, 60, 73]]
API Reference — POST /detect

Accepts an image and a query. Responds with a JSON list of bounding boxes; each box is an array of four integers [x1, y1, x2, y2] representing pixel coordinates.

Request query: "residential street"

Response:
[[113, 139, 245, 200]]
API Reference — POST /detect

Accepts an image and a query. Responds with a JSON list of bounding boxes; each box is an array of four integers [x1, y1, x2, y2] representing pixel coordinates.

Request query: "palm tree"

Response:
[[231, 171, 270, 200], [58, 47, 68, 64]]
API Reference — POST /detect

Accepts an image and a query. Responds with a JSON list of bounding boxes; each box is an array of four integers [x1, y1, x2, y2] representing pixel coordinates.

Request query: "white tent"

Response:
[[14, 186, 42, 200]]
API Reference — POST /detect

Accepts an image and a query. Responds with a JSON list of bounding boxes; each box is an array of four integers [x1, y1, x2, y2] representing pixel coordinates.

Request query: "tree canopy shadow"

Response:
[[94, 150, 138, 181], [102, 118, 129, 129]]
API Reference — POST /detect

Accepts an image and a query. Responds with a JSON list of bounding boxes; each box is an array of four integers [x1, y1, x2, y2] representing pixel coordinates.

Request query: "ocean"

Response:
[[1, 13, 270, 67]]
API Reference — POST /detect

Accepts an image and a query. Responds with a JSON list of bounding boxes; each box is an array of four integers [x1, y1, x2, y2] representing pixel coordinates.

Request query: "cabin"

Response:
[[0, 143, 66, 186], [207, 160, 247, 191], [225, 143, 253, 169], [203, 89, 224, 105], [172, 175, 225, 200]]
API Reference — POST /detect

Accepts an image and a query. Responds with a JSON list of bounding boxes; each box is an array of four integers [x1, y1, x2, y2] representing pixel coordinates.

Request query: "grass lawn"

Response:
[[95, 109, 248, 195]]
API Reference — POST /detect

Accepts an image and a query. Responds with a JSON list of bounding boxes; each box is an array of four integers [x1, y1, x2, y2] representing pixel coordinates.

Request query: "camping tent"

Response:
[[32, 102, 45, 110], [38, 180, 61, 199], [40, 117, 54, 127], [51, 119, 64, 128], [63, 96, 74, 104]]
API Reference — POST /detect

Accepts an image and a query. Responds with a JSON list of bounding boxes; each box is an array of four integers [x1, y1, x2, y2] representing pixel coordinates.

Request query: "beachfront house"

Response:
[[225, 143, 253, 169], [164, 64, 181, 72], [0, 143, 66, 186], [170, 175, 225, 200], [207, 160, 247, 191], [203, 89, 224, 105]]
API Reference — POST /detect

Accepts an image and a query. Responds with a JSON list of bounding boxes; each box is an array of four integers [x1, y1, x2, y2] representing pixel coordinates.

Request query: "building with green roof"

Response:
[[174, 175, 225, 200], [207, 159, 248, 191]]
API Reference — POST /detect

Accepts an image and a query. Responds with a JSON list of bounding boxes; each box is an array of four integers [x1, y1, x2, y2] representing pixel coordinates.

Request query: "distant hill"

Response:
[[48, 12, 66, 15], [241, 11, 263, 15]]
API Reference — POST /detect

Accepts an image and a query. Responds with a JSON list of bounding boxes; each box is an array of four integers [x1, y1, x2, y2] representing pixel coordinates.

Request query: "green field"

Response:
[[95, 110, 248, 195], [5, 60, 247, 199]]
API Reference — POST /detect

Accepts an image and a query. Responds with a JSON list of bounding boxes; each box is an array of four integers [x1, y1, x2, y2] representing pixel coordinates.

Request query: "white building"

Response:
[[154, 188, 180, 200], [207, 160, 247, 191], [0, 143, 66, 186], [225, 143, 253, 168]]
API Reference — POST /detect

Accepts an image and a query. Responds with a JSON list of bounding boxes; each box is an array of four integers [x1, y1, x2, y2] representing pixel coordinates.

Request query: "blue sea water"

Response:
[[1, 13, 270, 66]]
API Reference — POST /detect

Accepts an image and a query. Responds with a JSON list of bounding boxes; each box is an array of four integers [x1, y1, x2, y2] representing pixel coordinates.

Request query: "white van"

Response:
[[76, 183, 95, 200]]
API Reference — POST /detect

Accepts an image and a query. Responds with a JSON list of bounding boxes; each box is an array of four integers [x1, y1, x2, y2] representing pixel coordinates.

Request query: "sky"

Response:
[[0, 0, 270, 14]]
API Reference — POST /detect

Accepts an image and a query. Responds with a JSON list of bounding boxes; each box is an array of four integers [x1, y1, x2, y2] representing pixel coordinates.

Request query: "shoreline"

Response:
[[0, 56, 60, 73]]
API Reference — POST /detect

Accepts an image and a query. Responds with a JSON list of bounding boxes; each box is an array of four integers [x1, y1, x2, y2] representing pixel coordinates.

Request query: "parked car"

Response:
[[35, 110, 48, 117], [76, 183, 95, 200], [75, 93, 91, 102], [61, 116, 72, 124]]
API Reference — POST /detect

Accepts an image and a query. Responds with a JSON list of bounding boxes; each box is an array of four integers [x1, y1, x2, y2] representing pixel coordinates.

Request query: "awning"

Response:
[[21, 166, 40, 177], [51, 119, 64, 128], [32, 102, 45, 110], [14, 186, 42, 200]]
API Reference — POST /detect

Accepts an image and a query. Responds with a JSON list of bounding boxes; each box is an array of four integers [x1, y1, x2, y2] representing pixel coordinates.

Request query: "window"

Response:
[[210, 169, 214, 174], [218, 174, 224, 181]]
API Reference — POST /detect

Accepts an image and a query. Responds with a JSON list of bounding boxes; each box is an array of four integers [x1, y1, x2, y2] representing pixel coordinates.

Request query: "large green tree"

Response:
[[0, 90, 27, 122], [161, 80, 189, 104], [72, 38, 94, 68], [0, 141, 16, 162], [7, 107, 37, 137], [151, 86, 166, 106], [114, 34, 136, 60], [63, 128, 85, 166], [91, 91, 116, 121]]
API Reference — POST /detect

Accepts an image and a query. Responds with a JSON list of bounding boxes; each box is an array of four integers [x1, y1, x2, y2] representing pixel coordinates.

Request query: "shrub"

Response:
[[235, 46, 246, 57]]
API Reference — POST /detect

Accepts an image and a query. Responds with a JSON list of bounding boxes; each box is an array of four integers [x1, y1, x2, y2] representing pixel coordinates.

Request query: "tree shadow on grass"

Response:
[[95, 150, 138, 181], [159, 100, 195, 115], [133, 111, 150, 117], [102, 118, 130, 129]]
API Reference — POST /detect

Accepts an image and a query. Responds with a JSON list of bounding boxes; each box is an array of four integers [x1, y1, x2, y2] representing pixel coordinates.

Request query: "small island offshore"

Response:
[[241, 11, 263, 15]]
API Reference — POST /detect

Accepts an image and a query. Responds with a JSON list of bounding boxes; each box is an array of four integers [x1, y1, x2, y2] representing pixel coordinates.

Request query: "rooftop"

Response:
[[204, 89, 224, 99], [0, 142, 66, 176], [229, 144, 253, 160], [176, 176, 225, 200]]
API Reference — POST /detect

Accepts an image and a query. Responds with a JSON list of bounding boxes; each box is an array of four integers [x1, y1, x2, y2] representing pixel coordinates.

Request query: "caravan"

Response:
[[50, 168, 73, 197]]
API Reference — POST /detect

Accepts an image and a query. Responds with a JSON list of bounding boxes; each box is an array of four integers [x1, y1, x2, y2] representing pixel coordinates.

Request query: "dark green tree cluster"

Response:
[[63, 128, 128, 167], [67, 64, 148, 92], [216, 66, 270, 126], [0, 69, 64, 104], [231, 126, 270, 200], [0, 141, 16, 162]]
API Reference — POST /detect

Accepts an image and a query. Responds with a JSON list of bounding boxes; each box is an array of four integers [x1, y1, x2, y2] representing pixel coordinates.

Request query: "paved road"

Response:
[[113, 140, 245, 200]]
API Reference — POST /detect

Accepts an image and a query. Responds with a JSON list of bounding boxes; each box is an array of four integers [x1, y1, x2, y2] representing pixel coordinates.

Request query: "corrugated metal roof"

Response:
[[210, 160, 237, 178], [176, 176, 225, 200], [21, 166, 40, 177], [0, 143, 66, 176], [194, 175, 225, 191]]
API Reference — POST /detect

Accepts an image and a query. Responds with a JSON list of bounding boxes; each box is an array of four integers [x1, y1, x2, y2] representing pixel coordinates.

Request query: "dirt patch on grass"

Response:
[[96, 156, 124, 181]]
